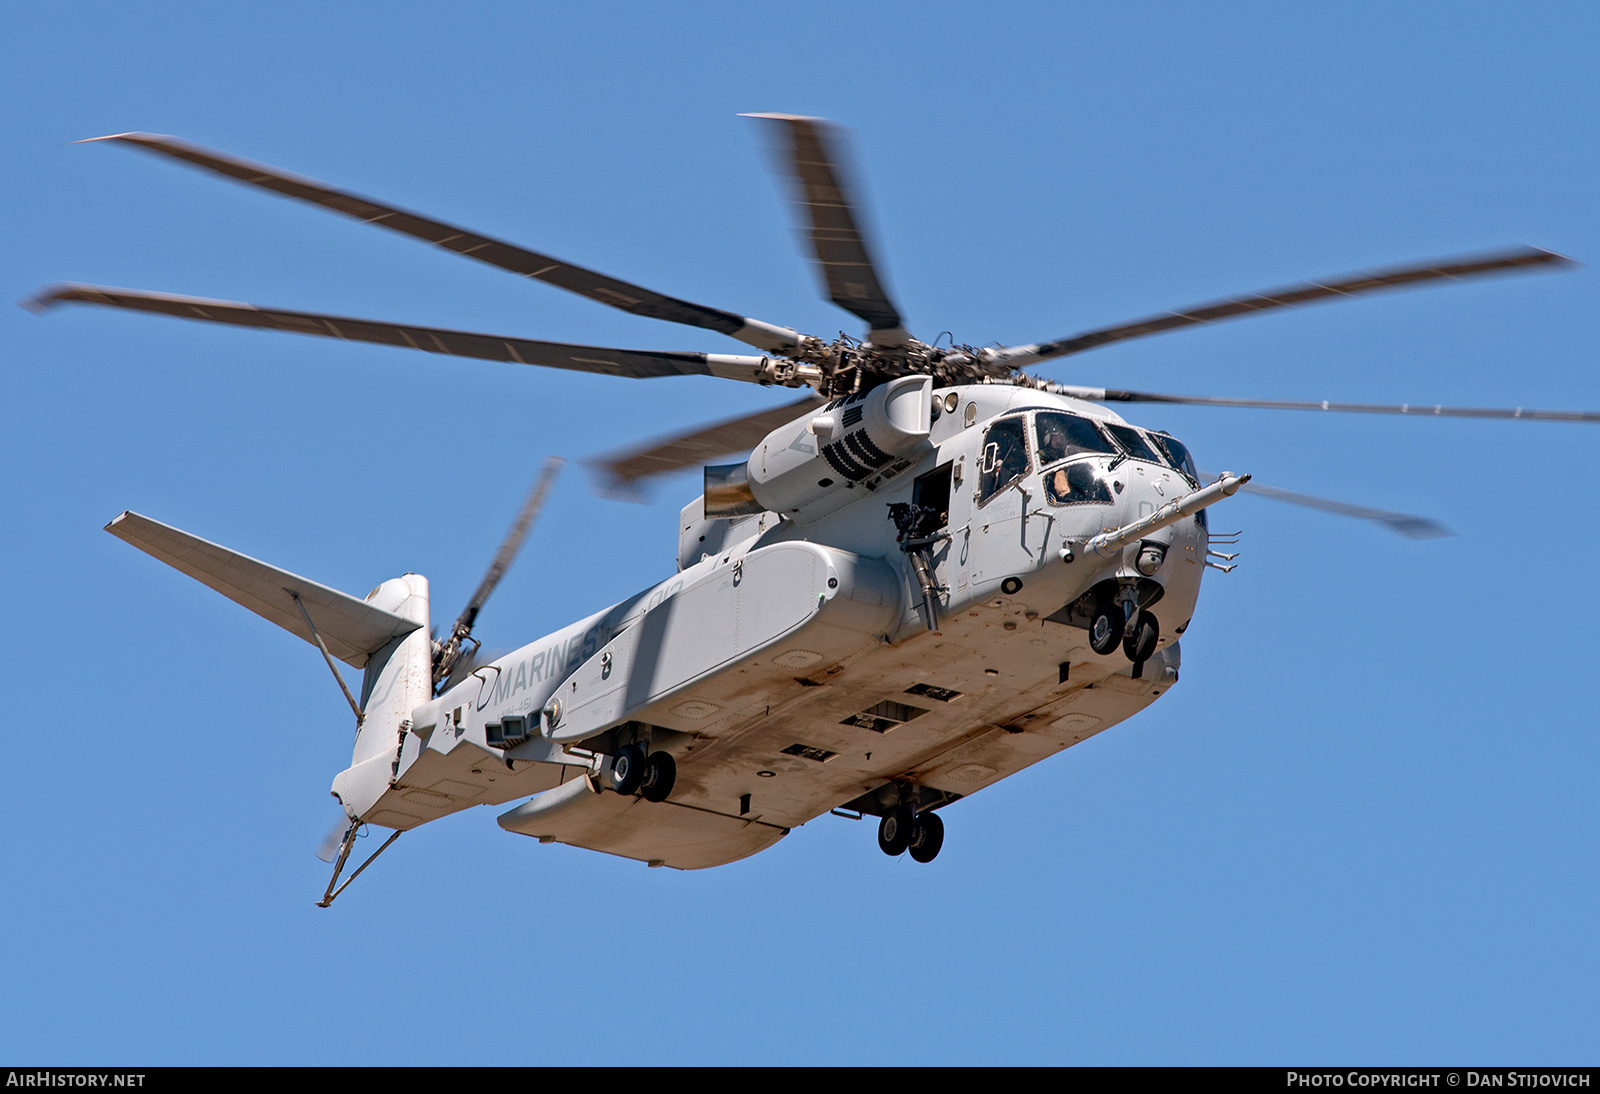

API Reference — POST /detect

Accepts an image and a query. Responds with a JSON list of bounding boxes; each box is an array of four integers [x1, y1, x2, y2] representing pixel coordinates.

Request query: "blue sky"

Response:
[[4, 1, 1598, 1065]]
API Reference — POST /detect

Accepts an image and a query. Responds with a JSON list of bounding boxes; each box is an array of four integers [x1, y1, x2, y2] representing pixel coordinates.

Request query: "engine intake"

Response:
[[705, 375, 933, 523]]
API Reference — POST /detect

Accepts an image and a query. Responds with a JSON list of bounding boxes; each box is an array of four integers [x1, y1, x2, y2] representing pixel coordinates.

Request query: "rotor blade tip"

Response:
[[582, 462, 648, 503], [1506, 245, 1579, 270], [601, 485, 650, 504], [72, 132, 146, 145], [1387, 518, 1456, 540], [18, 288, 62, 315]]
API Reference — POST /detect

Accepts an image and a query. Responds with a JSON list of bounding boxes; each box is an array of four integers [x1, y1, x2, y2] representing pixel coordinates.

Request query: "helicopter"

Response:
[[28, 115, 1597, 905]]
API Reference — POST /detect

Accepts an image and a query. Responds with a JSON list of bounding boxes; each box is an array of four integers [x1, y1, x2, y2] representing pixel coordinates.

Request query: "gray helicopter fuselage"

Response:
[[57, 122, 1577, 893], [348, 385, 1211, 868]]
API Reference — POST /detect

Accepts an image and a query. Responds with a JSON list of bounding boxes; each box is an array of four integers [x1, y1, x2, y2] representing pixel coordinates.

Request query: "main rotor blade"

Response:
[[1196, 471, 1452, 539], [1047, 382, 1600, 423], [743, 114, 909, 345], [588, 395, 824, 496], [457, 457, 564, 635], [26, 284, 774, 383], [992, 247, 1574, 369], [77, 132, 807, 355]]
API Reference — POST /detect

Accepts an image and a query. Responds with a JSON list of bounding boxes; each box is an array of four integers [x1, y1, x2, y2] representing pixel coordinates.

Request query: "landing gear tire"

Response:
[[908, 812, 945, 863], [1089, 603, 1125, 655], [1123, 611, 1159, 663], [610, 744, 646, 795], [640, 751, 677, 803], [878, 806, 914, 856]]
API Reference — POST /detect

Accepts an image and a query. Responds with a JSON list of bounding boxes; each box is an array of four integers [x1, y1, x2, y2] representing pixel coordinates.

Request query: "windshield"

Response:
[[1101, 422, 1165, 465], [1035, 411, 1117, 467], [1150, 431, 1200, 486]]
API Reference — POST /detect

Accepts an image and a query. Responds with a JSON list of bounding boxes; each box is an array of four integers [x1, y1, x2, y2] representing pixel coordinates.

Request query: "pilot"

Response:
[[1045, 464, 1073, 502], [1037, 418, 1071, 465], [993, 427, 1028, 483], [1045, 460, 1110, 505]]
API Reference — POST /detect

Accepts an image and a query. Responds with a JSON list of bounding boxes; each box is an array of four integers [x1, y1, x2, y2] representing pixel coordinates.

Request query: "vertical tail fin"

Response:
[[332, 575, 432, 824]]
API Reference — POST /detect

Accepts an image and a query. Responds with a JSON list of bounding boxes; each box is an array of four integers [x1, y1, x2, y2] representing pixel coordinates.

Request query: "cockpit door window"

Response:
[[977, 416, 1030, 505]]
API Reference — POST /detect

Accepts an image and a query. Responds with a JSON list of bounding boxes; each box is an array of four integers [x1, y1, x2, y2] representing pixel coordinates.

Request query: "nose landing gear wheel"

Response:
[[908, 812, 945, 863], [1089, 603, 1125, 655], [1123, 612, 1159, 663], [878, 806, 914, 855], [640, 751, 677, 802]]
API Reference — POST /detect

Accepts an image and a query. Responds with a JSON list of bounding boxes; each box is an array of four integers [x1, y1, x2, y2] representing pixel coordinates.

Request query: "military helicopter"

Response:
[[28, 115, 1596, 905]]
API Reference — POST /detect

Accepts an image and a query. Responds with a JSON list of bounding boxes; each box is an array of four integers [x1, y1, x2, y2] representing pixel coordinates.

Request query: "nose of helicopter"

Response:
[[1113, 464, 1184, 537], [1044, 461, 1219, 607]]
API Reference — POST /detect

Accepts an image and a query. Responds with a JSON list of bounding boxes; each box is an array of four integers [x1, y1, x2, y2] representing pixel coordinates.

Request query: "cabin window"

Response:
[[1043, 460, 1113, 506], [1034, 411, 1117, 468], [977, 417, 1030, 505]]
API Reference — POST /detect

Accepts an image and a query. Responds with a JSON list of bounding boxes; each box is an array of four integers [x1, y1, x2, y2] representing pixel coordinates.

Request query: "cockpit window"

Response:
[[1043, 460, 1113, 507], [1102, 422, 1164, 465], [1150, 432, 1200, 487], [977, 416, 1030, 504], [1034, 411, 1117, 468]]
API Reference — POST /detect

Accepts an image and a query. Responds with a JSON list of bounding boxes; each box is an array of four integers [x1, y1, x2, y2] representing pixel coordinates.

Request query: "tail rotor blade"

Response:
[[434, 458, 563, 694], [316, 815, 352, 863], [456, 456, 564, 635]]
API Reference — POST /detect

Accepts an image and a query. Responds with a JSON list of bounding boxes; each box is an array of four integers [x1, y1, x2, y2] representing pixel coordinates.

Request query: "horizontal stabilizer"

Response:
[[105, 511, 421, 667]]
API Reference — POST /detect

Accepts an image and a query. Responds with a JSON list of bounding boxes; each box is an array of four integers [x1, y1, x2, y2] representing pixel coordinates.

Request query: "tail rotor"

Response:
[[431, 457, 564, 694]]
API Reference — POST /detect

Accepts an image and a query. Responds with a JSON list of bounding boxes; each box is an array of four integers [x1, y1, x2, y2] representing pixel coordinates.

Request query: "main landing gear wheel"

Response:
[[908, 812, 945, 863], [1123, 611, 1159, 663], [610, 744, 646, 795], [1089, 603, 1124, 656], [640, 751, 677, 802], [878, 806, 914, 855]]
